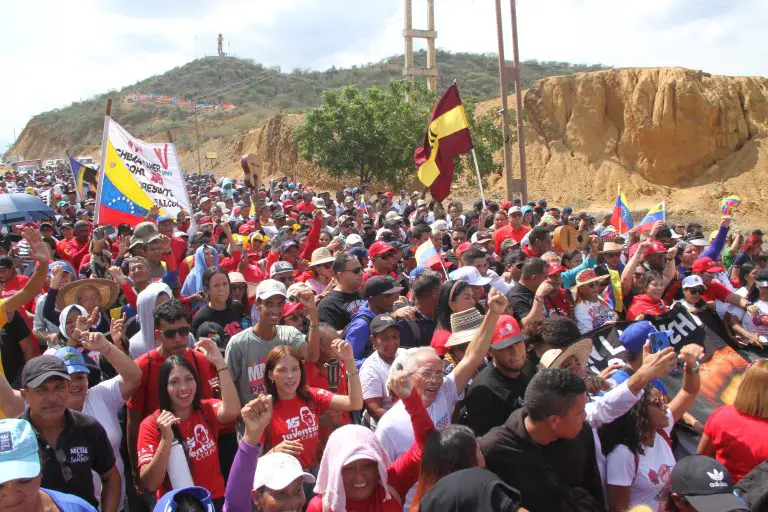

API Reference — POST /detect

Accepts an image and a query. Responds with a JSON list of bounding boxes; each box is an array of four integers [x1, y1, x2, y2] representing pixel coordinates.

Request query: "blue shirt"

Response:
[[43, 488, 97, 511], [608, 368, 668, 395]]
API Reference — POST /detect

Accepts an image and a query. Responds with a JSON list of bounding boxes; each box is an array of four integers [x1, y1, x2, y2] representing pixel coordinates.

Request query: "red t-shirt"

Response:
[[361, 268, 397, 286], [543, 290, 572, 318], [493, 224, 530, 254], [703, 404, 768, 482], [295, 202, 315, 213], [137, 398, 224, 499], [169, 236, 188, 266], [2, 274, 29, 293], [701, 280, 731, 303], [262, 387, 334, 469], [626, 294, 670, 321], [127, 348, 216, 419], [430, 327, 451, 356]]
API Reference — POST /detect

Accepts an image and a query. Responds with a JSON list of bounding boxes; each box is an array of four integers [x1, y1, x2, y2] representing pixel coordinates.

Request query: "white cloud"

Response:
[[2, 0, 766, 156]]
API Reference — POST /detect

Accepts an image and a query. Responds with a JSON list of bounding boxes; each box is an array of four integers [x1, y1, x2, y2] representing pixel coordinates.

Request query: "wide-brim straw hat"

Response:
[[539, 338, 593, 370], [598, 242, 623, 254], [56, 278, 119, 311], [571, 269, 609, 292], [309, 247, 335, 267], [446, 308, 484, 348], [228, 272, 257, 299]]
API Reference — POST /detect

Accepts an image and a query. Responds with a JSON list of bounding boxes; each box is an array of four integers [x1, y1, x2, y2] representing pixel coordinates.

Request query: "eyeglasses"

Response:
[[685, 288, 703, 295], [344, 267, 363, 274], [54, 448, 72, 482], [415, 369, 444, 383], [162, 327, 191, 338], [514, 262, 525, 270], [650, 394, 668, 409]]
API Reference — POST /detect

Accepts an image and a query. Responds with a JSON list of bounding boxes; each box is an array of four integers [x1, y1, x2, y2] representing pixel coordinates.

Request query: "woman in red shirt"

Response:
[[698, 359, 768, 482], [263, 341, 362, 471], [136, 338, 240, 508], [626, 271, 670, 321], [308, 372, 433, 512], [432, 281, 477, 356]]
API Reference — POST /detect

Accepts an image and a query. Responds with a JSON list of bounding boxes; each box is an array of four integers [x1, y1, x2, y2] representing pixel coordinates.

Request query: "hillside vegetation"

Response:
[[10, 50, 607, 158]]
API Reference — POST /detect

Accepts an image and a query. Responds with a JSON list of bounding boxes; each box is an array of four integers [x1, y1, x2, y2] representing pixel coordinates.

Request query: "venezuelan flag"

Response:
[[96, 139, 154, 226], [415, 239, 441, 268], [637, 203, 665, 233], [69, 157, 96, 202], [609, 188, 634, 234], [720, 195, 741, 215]]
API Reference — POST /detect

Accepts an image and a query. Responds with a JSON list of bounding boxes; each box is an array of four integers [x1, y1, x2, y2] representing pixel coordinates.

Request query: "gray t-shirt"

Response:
[[224, 325, 306, 407]]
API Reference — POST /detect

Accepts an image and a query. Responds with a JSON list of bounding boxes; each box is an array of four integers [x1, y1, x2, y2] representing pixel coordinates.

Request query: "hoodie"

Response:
[[181, 244, 219, 297], [128, 282, 172, 359], [344, 301, 377, 367], [418, 468, 522, 512]]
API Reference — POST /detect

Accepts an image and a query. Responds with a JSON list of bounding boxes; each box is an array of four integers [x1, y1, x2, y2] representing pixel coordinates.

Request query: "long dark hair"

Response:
[[436, 280, 471, 330], [745, 264, 761, 303], [599, 383, 654, 456], [409, 425, 479, 510], [264, 346, 313, 405], [158, 356, 203, 413], [202, 266, 231, 308]]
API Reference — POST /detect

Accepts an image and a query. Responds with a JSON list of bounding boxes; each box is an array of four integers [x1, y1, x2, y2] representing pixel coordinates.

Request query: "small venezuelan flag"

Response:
[[637, 203, 666, 233], [720, 195, 741, 215]]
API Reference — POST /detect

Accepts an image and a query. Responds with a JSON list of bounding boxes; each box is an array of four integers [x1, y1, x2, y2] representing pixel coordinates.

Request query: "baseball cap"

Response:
[[455, 241, 473, 259], [21, 355, 71, 388], [618, 320, 657, 354], [256, 279, 287, 301], [628, 241, 667, 259], [547, 263, 566, 276], [363, 276, 403, 298], [154, 486, 215, 511], [368, 241, 397, 259], [491, 315, 527, 350], [0, 256, 12, 269], [270, 261, 294, 277], [670, 455, 748, 512], [0, 419, 41, 485], [281, 301, 303, 319], [55, 347, 91, 375], [345, 234, 363, 246], [156, 215, 173, 224], [370, 314, 399, 335], [449, 266, 492, 287], [253, 452, 315, 491], [692, 257, 725, 274], [348, 246, 369, 259], [682, 275, 705, 289], [508, 206, 522, 215]]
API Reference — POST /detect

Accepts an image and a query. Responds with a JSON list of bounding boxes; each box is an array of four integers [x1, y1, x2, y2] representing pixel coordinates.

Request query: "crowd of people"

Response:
[[0, 167, 765, 512]]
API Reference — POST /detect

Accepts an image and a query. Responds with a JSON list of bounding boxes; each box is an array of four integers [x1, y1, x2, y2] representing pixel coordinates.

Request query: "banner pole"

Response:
[[93, 99, 112, 226], [471, 148, 486, 209]]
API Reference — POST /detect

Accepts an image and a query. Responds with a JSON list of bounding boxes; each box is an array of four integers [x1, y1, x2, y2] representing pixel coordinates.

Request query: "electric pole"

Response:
[[510, 0, 528, 203], [495, 0, 514, 201], [403, 0, 438, 92]]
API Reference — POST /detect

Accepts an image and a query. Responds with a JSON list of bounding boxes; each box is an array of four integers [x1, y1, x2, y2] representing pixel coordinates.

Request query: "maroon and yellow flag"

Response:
[[414, 83, 474, 201]]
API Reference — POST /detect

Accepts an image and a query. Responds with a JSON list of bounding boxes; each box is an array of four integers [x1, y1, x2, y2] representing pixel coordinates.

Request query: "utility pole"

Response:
[[510, 0, 528, 203], [193, 98, 202, 175], [403, 0, 438, 92], [494, 0, 514, 201]]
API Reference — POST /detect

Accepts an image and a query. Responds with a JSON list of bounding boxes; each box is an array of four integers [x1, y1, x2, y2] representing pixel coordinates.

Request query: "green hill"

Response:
[[11, 50, 608, 157]]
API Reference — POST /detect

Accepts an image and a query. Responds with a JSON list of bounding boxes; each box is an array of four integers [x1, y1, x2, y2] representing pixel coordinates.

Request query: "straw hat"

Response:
[[539, 338, 593, 370], [572, 269, 609, 291], [228, 272, 257, 299], [445, 308, 484, 347], [56, 278, 119, 311], [308, 247, 335, 267], [598, 242, 623, 254]]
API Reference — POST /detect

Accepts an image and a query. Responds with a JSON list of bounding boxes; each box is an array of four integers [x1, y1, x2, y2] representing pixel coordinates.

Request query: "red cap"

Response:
[[548, 263, 566, 276], [501, 201, 512, 211], [281, 301, 303, 318], [282, 199, 294, 208], [692, 257, 725, 274], [368, 241, 397, 259], [385, 191, 394, 199], [199, 216, 213, 225], [455, 242, 473, 259], [491, 315, 527, 350], [628, 241, 667, 259]]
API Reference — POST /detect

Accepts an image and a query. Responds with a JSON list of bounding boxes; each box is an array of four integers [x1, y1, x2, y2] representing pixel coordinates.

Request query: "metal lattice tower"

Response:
[[403, 0, 438, 92]]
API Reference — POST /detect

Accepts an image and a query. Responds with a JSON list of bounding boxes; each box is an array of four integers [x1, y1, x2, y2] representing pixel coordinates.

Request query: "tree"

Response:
[[294, 81, 430, 186]]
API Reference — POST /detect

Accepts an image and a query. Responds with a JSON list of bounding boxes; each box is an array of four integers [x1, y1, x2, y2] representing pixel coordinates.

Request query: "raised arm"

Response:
[[138, 412, 178, 492], [0, 368, 25, 417], [453, 288, 507, 392], [669, 344, 704, 424], [84, 326, 141, 400], [196, 337, 240, 423], [620, 241, 649, 293], [327, 339, 363, 412], [2, 227, 50, 321], [297, 292, 320, 363], [702, 217, 730, 261]]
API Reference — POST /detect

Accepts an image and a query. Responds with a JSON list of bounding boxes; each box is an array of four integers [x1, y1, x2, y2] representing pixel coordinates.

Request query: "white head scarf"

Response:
[[128, 282, 172, 359], [58, 304, 87, 340]]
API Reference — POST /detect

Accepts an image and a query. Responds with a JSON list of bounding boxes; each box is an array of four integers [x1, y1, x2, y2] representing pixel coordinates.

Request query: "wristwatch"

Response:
[[684, 361, 701, 373]]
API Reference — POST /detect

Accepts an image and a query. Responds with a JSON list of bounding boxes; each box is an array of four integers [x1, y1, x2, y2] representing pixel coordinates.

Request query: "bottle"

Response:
[[167, 439, 194, 489]]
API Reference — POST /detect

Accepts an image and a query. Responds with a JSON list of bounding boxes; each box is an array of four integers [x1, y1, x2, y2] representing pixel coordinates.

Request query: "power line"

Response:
[[196, 68, 273, 101]]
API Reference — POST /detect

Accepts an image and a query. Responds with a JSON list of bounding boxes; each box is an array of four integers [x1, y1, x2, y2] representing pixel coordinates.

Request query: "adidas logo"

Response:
[[707, 469, 728, 488]]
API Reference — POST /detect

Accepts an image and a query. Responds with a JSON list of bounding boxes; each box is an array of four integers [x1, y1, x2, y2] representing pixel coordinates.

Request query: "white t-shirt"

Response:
[[360, 349, 406, 406], [574, 300, 618, 334], [83, 377, 126, 510], [739, 299, 768, 340], [375, 371, 463, 511], [606, 409, 675, 512]]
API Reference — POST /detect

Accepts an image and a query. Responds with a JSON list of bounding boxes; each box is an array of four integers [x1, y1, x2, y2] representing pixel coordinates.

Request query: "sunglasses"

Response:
[[685, 288, 704, 295], [55, 448, 72, 482], [162, 326, 191, 338], [378, 252, 396, 260], [344, 267, 363, 274], [514, 262, 525, 270], [650, 394, 668, 408]]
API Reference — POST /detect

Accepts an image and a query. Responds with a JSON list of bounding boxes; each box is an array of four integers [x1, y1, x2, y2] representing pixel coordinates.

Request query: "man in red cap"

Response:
[[458, 315, 530, 436], [361, 241, 398, 285], [692, 256, 757, 314], [493, 207, 531, 255]]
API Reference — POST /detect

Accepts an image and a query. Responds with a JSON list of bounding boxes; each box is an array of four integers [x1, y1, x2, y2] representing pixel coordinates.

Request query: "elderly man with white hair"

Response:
[[374, 288, 508, 510]]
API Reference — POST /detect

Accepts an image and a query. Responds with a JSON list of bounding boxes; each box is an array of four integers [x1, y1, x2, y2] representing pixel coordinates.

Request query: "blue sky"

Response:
[[2, 0, 766, 156]]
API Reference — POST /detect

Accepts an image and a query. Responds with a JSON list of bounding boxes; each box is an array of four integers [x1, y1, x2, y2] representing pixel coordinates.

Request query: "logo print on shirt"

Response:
[[186, 424, 216, 460], [300, 406, 316, 427], [286, 416, 300, 430]]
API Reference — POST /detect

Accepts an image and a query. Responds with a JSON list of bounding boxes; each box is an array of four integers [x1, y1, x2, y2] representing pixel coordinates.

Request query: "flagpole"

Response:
[[617, 185, 622, 236], [470, 149, 486, 209], [93, 99, 112, 226], [662, 200, 666, 223]]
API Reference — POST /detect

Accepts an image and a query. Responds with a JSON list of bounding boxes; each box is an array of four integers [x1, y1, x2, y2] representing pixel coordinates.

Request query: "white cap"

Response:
[[431, 219, 448, 231], [375, 228, 393, 240], [346, 234, 363, 246], [449, 266, 492, 286], [253, 452, 315, 491], [256, 279, 287, 301], [757, 279, 768, 288], [508, 206, 522, 215], [681, 275, 705, 289], [385, 211, 403, 222]]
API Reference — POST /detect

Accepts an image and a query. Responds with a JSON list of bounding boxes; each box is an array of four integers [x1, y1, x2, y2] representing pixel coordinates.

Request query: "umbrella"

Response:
[[0, 193, 55, 226]]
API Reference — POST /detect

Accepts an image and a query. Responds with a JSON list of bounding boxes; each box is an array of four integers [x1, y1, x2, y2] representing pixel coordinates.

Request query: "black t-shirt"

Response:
[[459, 363, 530, 437], [0, 312, 30, 387], [506, 283, 536, 324], [22, 408, 116, 507], [318, 290, 364, 331], [192, 302, 244, 338]]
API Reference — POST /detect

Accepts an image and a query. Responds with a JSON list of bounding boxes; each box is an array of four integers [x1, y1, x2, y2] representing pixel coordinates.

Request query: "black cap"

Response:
[[273, 211, 287, 221], [562, 206, 573, 214], [537, 199, 548, 206], [0, 256, 13, 269], [370, 314, 399, 334], [670, 455, 749, 512], [21, 355, 71, 388], [363, 276, 403, 298]]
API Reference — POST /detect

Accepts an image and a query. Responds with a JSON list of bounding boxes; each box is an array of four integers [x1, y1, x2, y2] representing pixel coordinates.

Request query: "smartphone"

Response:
[[93, 227, 105, 240], [649, 331, 672, 353]]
